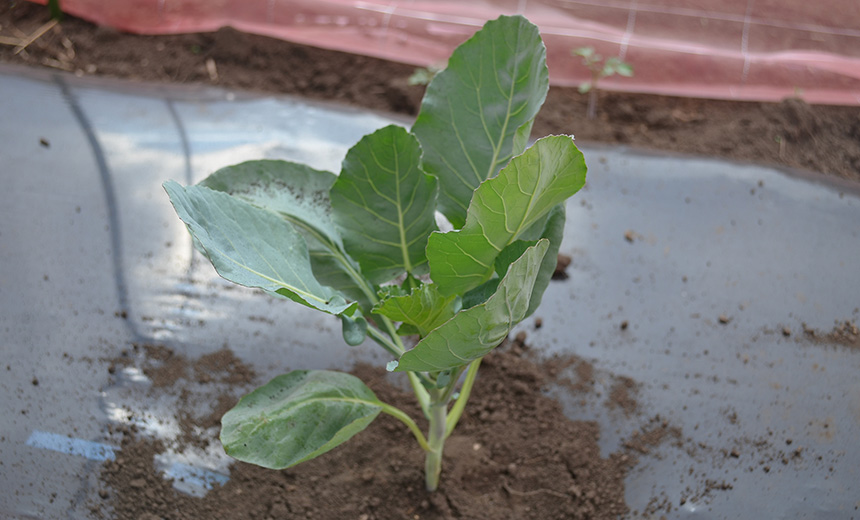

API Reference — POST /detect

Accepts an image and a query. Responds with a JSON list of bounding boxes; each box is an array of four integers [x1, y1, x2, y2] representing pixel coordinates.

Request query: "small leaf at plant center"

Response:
[[396, 240, 549, 372], [373, 283, 459, 337]]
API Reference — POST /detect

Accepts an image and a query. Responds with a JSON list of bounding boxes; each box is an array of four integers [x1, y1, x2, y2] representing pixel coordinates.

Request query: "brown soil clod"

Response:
[[553, 253, 572, 280]]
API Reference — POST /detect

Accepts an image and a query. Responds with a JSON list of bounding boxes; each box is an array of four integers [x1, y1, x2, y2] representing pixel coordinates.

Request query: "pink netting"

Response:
[[32, 0, 860, 104]]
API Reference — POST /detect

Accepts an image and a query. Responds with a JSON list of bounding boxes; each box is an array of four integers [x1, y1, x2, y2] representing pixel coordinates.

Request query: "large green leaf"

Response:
[[221, 370, 382, 469], [164, 181, 352, 315], [331, 125, 438, 284], [198, 160, 371, 309], [411, 15, 549, 228], [395, 240, 549, 372], [427, 136, 586, 296], [373, 283, 459, 338]]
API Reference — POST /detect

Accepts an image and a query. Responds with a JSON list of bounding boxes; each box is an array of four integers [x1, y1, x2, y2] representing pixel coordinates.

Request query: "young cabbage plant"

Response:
[[164, 15, 587, 492], [573, 46, 633, 120]]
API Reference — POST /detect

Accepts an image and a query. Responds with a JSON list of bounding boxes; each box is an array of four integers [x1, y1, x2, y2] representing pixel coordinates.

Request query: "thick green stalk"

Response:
[[424, 391, 448, 492]]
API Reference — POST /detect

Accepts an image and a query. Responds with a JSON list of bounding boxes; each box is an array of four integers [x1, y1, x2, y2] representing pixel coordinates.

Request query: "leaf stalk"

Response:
[[378, 402, 430, 452], [444, 357, 482, 438], [424, 390, 448, 491]]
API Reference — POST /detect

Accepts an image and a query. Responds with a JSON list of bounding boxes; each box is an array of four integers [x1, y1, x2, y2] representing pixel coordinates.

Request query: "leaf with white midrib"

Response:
[[427, 136, 586, 297], [198, 160, 372, 308], [221, 370, 383, 469], [331, 125, 438, 285], [412, 15, 549, 228]]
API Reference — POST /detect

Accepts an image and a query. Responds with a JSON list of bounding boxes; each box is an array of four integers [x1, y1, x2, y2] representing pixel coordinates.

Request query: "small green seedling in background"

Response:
[[573, 46, 633, 120], [165, 15, 586, 493], [407, 62, 445, 86], [47, 0, 63, 21]]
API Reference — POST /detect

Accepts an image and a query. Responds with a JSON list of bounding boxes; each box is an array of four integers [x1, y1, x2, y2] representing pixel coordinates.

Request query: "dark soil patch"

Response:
[[94, 339, 640, 520], [3, 2, 860, 185]]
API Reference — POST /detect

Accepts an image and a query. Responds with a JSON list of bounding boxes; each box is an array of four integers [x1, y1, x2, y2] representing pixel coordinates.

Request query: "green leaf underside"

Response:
[[411, 14, 549, 228], [373, 283, 459, 338], [199, 160, 341, 247], [220, 371, 382, 469], [427, 135, 586, 297], [396, 240, 549, 372], [331, 125, 438, 284], [163, 181, 352, 315], [198, 160, 370, 308]]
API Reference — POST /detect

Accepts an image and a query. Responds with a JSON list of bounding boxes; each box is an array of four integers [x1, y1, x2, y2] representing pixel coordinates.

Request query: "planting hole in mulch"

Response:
[[94, 337, 642, 520]]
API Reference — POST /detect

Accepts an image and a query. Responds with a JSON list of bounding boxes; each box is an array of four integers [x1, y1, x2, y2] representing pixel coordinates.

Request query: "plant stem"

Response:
[[367, 317, 432, 417], [445, 357, 482, 438], [587, 88, 597, 120], [408, 372, 432, 419], [424, 391, 448, 492], [439, 365, 467, 403], [366, 326, 403, 357]]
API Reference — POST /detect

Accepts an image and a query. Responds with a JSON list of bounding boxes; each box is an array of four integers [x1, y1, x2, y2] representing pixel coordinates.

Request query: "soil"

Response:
[[802, 318, 860, 350], [95, 336, 641, 520], [2, 2, 860, 186]]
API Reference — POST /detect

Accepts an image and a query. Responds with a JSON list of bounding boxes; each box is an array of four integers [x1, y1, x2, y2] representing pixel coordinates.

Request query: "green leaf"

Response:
[[411, 15, 549, 228], [198, 160, 372, 309], [494, 240, 537, 278], [396, 323, 420, 336], [524, 203, 566, 318], [458, 238, 537, 309], [513, 119, 535, 160], [396, 240, 549, 372], [427, 135, 586, 296], [199, 160, 340, 246], [331, 125, 438, 284], [373, 283, 459, 337], [461, 278, 501, 310], [573, 47, 594, 59], [605, 58, 633, 77], [164, 181, 352, 315], [220, 370, 383, 469]]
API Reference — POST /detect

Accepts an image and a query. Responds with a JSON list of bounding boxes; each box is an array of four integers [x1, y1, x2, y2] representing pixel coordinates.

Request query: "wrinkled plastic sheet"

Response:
[[26, 0, 860, 105], [2, 64, 860, 518]]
